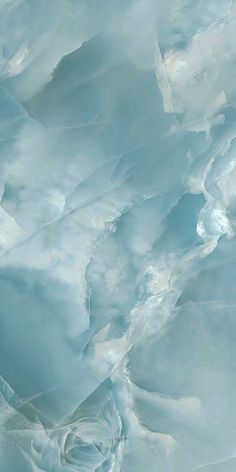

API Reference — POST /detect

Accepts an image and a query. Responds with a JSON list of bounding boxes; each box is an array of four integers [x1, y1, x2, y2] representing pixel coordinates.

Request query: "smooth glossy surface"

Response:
[[0, 1, 236, 471]]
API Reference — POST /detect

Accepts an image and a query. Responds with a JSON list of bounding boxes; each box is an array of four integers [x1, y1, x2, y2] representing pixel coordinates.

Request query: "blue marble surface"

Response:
[[0, 1, 236, 471]]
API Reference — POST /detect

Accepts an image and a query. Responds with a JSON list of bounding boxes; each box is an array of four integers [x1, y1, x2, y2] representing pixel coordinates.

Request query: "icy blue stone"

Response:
[[0, 1, 236, 471]]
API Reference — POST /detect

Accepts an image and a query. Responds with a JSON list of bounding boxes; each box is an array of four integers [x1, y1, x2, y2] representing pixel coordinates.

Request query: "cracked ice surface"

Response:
[[1, 0, 236, 471]]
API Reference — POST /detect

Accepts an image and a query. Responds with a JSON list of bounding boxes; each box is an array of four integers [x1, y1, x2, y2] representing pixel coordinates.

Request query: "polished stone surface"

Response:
[[0, 1, 236, 471]]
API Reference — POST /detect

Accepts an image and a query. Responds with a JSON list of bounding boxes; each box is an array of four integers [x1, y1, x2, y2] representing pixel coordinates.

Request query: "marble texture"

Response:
[[0, 1, 236, 471]]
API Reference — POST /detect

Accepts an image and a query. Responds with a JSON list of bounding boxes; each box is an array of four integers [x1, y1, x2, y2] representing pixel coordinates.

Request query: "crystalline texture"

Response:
[[0, 1, 236, 471]]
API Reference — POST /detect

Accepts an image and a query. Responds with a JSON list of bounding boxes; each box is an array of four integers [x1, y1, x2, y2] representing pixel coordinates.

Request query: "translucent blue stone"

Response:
[[0, 1, 236, 471]]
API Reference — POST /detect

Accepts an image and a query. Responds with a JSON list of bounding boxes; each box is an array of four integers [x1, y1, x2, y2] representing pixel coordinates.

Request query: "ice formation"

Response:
[[1, 1, 236, 471]]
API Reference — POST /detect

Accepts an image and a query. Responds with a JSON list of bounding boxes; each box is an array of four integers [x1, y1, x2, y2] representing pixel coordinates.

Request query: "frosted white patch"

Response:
[[0, 207, 22, 250], [219, 164, 236, 205], [145, 265, 170, 295], [132, 382, 204, 426], [155, 42, 177, 114], [197, 201, 232, 244], [6, 43, 29, 77], [188, 177, 203, 195]]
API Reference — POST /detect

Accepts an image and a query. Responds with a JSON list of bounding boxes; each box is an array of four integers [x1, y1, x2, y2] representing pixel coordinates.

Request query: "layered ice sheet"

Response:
[[0, 1, 236, 471]]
